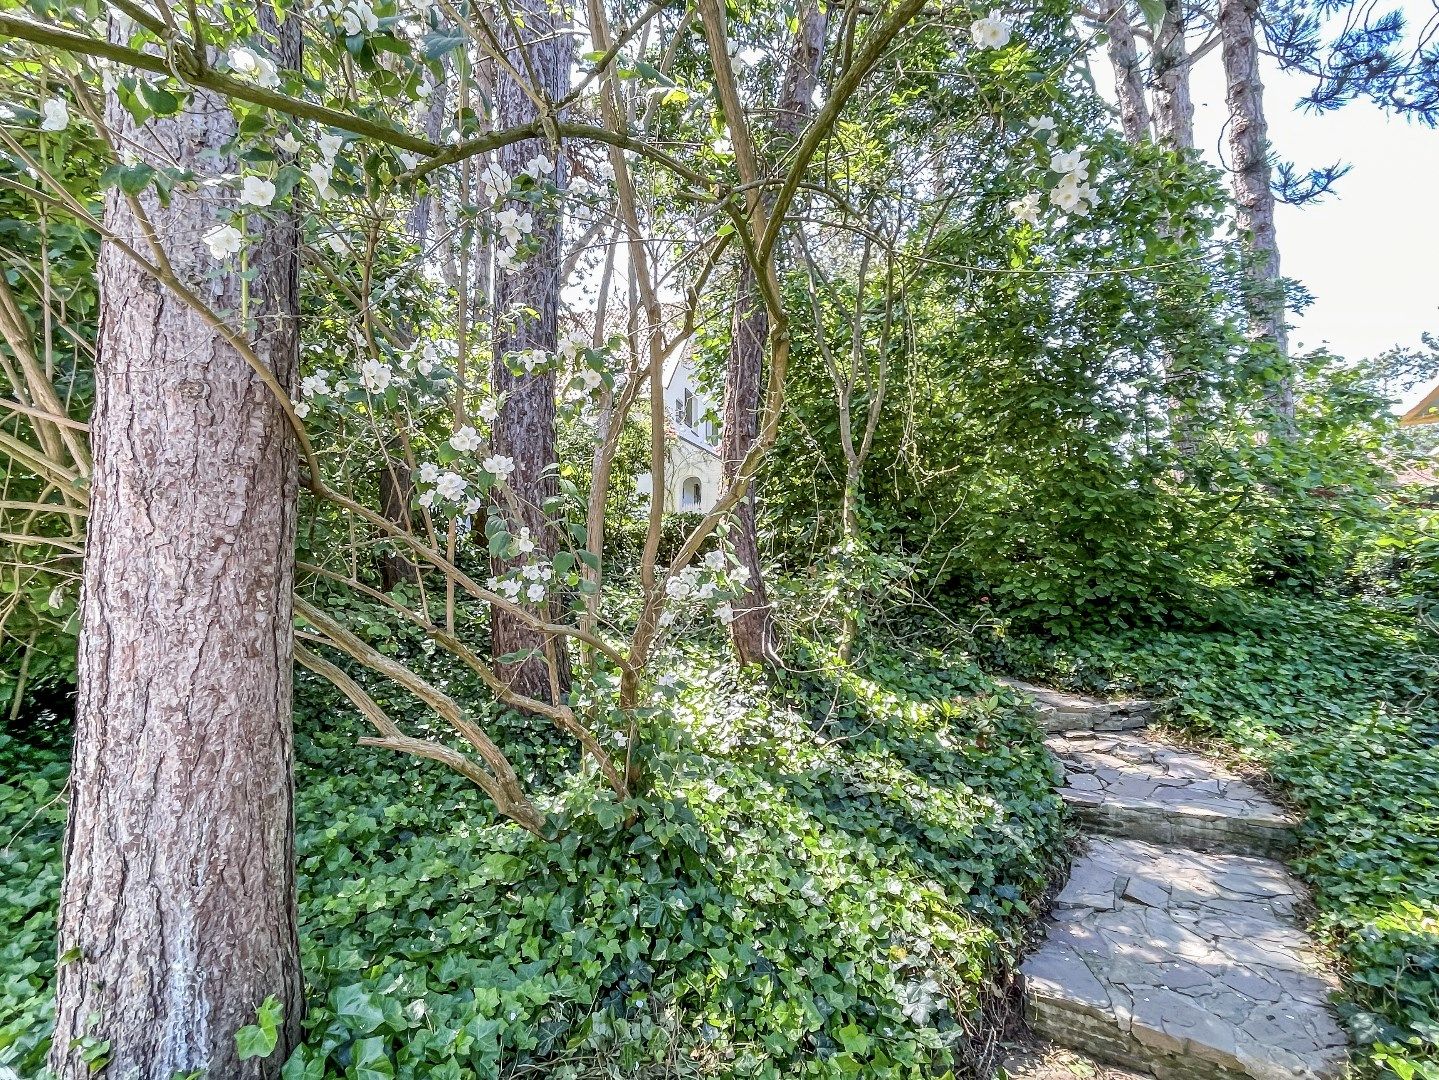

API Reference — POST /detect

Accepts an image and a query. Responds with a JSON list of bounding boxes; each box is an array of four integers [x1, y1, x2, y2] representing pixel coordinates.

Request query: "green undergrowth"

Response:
[[0, 636, 1065, 1079], [986, 594, 1439, 1079]]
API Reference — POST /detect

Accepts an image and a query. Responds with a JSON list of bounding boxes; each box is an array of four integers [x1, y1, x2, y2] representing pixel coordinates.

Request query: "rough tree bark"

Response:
[[1221, 0, 1295, 425], [1099, 0, 1152, 142], [1151, 0, 1195, 149], [720, 0, 828, 666], [49, 11, 302, 1079], [490, 1, 572, 700]]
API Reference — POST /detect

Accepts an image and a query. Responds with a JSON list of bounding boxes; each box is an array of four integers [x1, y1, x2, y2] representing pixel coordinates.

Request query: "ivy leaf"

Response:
[[234, 996, 283, 1060]]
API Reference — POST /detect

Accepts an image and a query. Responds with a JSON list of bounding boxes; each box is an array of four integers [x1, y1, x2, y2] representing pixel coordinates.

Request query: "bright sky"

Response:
[[1154, 3, 1439, 407]]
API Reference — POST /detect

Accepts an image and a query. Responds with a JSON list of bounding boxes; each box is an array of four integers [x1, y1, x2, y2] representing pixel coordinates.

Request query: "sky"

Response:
[[1175, 2, 1439, 409]]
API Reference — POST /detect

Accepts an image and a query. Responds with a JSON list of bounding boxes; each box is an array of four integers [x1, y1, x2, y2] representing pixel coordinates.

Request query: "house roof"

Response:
[[663, 419, 721, 458], [1401, 382, 1439, 425]]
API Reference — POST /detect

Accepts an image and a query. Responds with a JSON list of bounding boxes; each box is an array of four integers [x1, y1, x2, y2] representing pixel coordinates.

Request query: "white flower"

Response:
[[46, 586, 66, 611], [494, 207, 534, 246], [483, 454, 515, 482], [514, 527, 535, 554], [1028, 115, 1057, 139], [695, 581, 717, 600], [480, 162, 510, 203], [521, 153, 554, 179], [202, 223, 245, 260], [435, 471, 467, 501], [253, 56, 281, 88], [464, 496, 484, 515], [417, 342, 439, 375], [276, 131, 302, 155], [526, 583, 546, 602], [229, 46, 261, 75], [293, 399, 311, 418], [477, 399, 499, 423], [318, 132, 344, 161], [417, 462, 440, 483], [239, 175, 277, 207], [664, 575, 691, 600], [1050, 183, 1083, 213], [1049, 150, 1088, 178], [359, 358, 392, 393], [716, 603, 736, 625], [580, 368, 603, 392], [498, 578, 522, 600], [39, 98, 69, 132], [970, 10, 1011, 49], [300, 373, 331, 398], [307, 161, 336, 201], [704, 549, 727, 571], [495, 244, 521, 271], [418, 490, 436, 509], [1008, 191, 1042, 225], [340, 0, 378, 35], [1051, 174, 1097, 216], [450, 425, 482, 452], [558, 329, 587, 362]]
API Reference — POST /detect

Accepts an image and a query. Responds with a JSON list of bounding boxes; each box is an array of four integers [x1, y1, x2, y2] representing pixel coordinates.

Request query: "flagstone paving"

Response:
[[999, 683, 1347, 1080], [999, 679, 1155, 734], [1046, 731, 1298, 859]]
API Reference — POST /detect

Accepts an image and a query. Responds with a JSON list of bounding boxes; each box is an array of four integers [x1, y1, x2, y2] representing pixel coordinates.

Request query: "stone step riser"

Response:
[[1025, 997, 1251, 1080], [1064, 796, 1296, 860]]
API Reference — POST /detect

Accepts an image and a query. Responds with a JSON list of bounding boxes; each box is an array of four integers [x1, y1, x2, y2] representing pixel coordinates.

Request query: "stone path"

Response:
[[1048, 731, 1297, 860], [999, 683, 1347, 1080]]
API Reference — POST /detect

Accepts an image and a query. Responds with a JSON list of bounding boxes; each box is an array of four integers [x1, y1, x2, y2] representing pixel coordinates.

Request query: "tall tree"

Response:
[[49, 10, 303, 1078], [1098, 0, 1152, 142], [1151, 0, 1195, 149], [716, 0, 829, 666], [1221, 0, 1293, 423], [490, 2, 572, 701]]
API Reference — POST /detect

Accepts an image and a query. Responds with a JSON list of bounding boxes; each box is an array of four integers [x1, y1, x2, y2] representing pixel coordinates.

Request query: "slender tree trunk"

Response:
[[490, 4, 572, 700], [1151, 0, 1195, 150], [1099, 0, 1152, 142], [50, 12, 302, 1078], [1146, 0, 1202, 456], [721, 0, 828, 665], [1221, 0, 1294, 425]]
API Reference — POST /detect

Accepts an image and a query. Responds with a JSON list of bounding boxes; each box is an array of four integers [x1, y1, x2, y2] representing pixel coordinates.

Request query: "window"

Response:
[[681, 476, 702, 510], [682, 389, 696, 428]]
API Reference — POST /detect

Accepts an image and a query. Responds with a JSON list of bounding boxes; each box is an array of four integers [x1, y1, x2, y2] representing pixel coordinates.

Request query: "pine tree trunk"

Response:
[[1099, 0, 1152, 142], [490, 3, 572, 700], [1221, 0, 1294, 424], [721, 0, 827, 666], [1152, 0, 1195, 150], [50, 15, 302, 1078]]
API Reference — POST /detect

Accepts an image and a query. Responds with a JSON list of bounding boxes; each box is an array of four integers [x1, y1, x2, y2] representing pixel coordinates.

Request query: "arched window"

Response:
[[680, 476, 702, 510]]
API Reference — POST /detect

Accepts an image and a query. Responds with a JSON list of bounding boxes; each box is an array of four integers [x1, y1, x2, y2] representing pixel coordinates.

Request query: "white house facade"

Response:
[[635, 350, 724, 514]]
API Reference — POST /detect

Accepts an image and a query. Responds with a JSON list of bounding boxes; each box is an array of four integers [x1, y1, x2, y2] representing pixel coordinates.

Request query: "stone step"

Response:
[[1000, 678, 1155, 734], [1020, 837, 1348, 1080], [999, 1040, 1151, 1079], [1047, 731, 1298, 860]]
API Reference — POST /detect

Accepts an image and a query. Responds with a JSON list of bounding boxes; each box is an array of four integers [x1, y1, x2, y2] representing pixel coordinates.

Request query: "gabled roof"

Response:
[[1401, 382, 1439, 425]]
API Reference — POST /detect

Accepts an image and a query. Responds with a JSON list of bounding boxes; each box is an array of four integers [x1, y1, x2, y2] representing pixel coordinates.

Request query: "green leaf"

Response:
[[1135, 0, 1165, 32], [235, 995, 283, 1060]]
